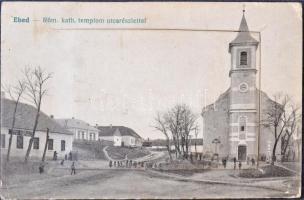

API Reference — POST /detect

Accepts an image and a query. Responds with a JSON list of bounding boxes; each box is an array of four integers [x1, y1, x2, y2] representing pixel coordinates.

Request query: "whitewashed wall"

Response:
[[0, 127, 73, 159]]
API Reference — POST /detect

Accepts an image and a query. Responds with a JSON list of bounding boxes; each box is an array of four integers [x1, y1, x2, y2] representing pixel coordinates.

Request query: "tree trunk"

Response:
[[25, 103, 41, 163], [172, 136, 181, 157], [281, 134, 291, 162], [271, 140, 278, 165], [185, 135, 189, 156], [42, 128, 49, 162], [166, 138, 172, 162], [6, 100, 20, 162]]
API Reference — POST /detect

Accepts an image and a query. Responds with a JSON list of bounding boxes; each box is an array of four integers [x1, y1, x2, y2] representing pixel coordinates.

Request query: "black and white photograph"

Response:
[[0, 2, 302, 199]]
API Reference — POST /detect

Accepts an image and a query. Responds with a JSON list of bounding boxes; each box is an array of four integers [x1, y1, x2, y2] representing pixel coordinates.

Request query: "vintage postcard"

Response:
[[0, 2, 302, 199]]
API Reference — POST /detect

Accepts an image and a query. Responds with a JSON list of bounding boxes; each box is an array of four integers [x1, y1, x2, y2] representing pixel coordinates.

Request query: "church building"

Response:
[[201, 12, 281, 161]]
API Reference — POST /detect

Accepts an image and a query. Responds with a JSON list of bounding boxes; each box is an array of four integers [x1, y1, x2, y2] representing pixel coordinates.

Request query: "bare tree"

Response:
[[153, 112, 172, 161], [181, 106, 197, 157], [281, 105, 301, 162], [165, 104, 198, 159], [153, 104, 198, 161], [2, 81, 26, 161], [23, 67, 52, 162], [165, 105, 184, 158], [263, 94, 296, 165]]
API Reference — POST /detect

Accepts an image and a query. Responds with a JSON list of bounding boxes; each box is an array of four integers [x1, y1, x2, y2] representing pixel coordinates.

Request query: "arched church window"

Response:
[[239, 116, 246, 140], [240, 51, 247, 65]]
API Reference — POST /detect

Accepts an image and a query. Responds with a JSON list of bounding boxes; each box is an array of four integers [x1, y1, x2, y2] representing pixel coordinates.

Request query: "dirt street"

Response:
[[0, 168, 291, 199]]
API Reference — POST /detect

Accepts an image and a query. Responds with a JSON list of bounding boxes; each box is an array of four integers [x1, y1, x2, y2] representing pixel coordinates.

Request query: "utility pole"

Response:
[[257, 32, 262, 169]]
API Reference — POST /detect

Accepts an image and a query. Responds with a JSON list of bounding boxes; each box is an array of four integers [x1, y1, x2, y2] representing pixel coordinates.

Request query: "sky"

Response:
[[1, 2, 302, 139]]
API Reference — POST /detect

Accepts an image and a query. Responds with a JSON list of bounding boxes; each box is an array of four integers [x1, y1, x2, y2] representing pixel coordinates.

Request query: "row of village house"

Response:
[[0, 94, 143, 159]]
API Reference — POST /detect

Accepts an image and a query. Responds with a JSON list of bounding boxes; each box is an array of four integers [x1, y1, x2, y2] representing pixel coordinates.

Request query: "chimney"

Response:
[[72, 117, 75, 119], [110, 124, 112, 129], [95, 123, 98, 127], [50, 115, 54, 119]]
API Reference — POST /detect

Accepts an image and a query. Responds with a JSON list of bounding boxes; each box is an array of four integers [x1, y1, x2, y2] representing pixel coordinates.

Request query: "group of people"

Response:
[[53, 151, 76, 160], [53, 151, 75, 161], [233, 157, 242, 170], [108, 160, 165, 170], [39, 151, 77, 175], [60, 152, 75, 165], [109, 160, 146, 168], [221, 157, 256, 170]]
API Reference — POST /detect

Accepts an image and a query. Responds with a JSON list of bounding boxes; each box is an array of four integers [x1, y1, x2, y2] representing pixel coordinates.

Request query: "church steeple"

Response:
[[239, 13, 249, 32], [227, 9, 259, 161], [229, 11, 259, 52]]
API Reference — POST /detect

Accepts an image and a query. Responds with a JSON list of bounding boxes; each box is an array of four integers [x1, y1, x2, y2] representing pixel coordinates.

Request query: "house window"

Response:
[[82, 132, 85, 140], [17, 135, 23, 149], [61, 140, 65, 151], [1, 134, 5, 148], [33, 138, 39, 149], [93, 134, 96, 140], [90, 133, 92, 140], [48, 139, 54, 150], [240, 51, 247, 65]]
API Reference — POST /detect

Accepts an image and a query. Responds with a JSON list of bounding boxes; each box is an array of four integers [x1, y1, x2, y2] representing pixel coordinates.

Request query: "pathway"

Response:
[[102, 146, 127, 161]]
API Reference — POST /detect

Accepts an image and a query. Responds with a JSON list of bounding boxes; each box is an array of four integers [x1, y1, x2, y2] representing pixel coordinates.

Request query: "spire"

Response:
[[229, 9, 259, 52], [239, 12, 249, 32]]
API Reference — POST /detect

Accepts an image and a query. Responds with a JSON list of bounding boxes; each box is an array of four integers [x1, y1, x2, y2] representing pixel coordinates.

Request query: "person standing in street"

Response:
[[251, 158, 255, 166], [223, 159, 227, 168], [39, 162, 44, 174], [71, 161, 76, 175], [53, 151, 57, 161]]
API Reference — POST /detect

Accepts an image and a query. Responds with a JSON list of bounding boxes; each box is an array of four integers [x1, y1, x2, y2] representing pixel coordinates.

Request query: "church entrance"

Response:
[[238, 145, 247, 161]]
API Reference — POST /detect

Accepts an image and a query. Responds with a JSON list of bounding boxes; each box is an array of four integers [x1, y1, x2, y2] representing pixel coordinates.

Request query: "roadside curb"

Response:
[[146, 169, 292, 193]]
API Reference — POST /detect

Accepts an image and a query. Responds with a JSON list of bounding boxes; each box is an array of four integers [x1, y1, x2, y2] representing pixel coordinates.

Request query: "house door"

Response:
[[238, 145, 247, 161]]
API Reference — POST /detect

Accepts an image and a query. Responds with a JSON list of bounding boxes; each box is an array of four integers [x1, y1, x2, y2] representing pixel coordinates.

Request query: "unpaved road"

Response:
[[0, 168, 293, 199]]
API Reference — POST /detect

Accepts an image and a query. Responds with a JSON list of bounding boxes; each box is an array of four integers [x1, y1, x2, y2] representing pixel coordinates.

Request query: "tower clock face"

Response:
[[239, 82, 248, 92]]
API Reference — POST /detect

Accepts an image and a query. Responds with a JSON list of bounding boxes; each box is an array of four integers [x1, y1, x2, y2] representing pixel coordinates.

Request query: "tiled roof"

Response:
[[229, 14, 259, 50], [1, 98, 73, 135], [55, 118, 99, 132], [98, 126, 141, 138]]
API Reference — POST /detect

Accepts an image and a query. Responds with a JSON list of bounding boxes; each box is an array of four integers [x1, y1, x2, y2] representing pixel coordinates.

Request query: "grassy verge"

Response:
[[239, 164, 295, 178]]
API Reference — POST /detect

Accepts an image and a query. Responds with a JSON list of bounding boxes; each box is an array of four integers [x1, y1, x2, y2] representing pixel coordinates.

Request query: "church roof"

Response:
[[229, 13, 259, 51]]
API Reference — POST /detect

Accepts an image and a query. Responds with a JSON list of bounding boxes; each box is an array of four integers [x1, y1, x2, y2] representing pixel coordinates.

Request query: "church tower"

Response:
[[228, 11, 259, 160]]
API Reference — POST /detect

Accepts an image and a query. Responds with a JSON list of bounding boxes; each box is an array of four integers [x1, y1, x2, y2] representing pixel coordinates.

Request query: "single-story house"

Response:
[[1, 97, 73, 159], [55, 118, 99, 141], [98, 126, 142, 147]]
